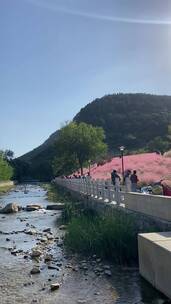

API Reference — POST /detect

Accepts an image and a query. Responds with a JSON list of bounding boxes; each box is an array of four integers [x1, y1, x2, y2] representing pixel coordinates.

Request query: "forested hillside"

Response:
[[18, 93, 171, 180], [74, 93, 171, 151]]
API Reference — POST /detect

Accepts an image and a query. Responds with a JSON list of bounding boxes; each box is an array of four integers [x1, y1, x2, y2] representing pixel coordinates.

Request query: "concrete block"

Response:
[[138, 232, 171, 299], [123, 192, 171, 221]]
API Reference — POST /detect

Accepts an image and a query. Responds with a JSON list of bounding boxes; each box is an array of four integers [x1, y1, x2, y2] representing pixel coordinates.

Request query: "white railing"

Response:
[[55, 177, 121, 206], [54, 177, 171, 222]]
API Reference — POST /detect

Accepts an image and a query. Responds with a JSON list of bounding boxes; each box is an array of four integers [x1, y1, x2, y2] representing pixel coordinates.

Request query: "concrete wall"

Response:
[[138, 232, 171, 299], [122, 192, 171, 222], [0, 181, 14, 188]]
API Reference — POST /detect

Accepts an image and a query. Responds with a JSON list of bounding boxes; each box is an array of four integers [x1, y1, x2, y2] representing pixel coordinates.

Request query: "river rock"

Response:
[[47, 235, 54, 241], [31, 248, 42, 258], [0, 203, 20, 214], [24, 229, 37, 235], [59, 225, 67, 230], [104, 270, 112, 276], [50, 283, 60, 291], [46, 204, 65, 210], [44, 253, 53, 262], [26, 204, 42, 212], [43, 228, 51, 233], [40, 237, 47, 243], [103, 265, 110, 270], [30, 266, 40, 274], [48, 265, 59, 270]]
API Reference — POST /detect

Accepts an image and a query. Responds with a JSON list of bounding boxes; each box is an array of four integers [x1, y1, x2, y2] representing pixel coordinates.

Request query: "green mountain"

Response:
[[17, 93, 171, 181]]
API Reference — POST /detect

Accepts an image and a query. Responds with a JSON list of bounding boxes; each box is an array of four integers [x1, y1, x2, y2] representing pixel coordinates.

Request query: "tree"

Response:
[[53, 122, 107, 176], [148, 136, 170, 153], [4, 149, 14, 161], [0, 152, 13, 181]]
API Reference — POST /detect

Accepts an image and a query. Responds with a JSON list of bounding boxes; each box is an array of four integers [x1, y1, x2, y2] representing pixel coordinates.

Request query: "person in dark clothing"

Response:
[[130, 170, 139, 192], [111, 170, 116, 185], [111, 170, 121, 186]]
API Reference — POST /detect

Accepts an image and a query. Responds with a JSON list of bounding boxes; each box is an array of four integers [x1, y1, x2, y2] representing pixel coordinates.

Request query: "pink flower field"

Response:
[[89, 153, 171, 183]]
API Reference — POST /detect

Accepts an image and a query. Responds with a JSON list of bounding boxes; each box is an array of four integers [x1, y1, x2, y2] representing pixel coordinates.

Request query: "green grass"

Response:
[[43, 183, 73, 203], [65, 210, 140, 265], [0, 185, 14, 195]]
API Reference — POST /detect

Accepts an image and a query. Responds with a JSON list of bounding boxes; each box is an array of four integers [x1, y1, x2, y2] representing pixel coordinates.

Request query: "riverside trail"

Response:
[[0, 184, 169, 304]]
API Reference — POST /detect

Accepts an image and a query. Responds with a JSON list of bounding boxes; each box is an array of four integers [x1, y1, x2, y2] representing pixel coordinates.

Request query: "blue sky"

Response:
[[1, 0, 171, 156]]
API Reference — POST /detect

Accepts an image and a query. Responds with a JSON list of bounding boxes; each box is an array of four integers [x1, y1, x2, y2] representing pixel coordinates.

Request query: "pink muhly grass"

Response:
[[90, 153, 171, 183]]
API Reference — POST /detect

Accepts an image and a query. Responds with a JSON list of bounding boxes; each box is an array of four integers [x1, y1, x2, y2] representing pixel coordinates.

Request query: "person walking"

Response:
[[124, 170, 131, 192], [111, 170, 121, 189], [111, 170, 121, 204], [130, 170, 139, 192]]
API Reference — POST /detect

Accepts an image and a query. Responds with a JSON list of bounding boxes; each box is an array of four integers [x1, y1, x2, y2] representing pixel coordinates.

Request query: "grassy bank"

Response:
[[0, 185, 14, 195], [65, 210, 139, 264], [43, 183, 72, 203]]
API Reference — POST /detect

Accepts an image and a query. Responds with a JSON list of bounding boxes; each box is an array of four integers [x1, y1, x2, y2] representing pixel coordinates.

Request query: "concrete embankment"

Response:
[[139, 232, 171, 300]]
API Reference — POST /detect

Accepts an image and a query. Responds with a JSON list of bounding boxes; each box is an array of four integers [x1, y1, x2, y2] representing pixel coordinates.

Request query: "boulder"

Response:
[[0, 203, 20, 214], [46, 204, 65, 210], [25, 204, 42, 212]]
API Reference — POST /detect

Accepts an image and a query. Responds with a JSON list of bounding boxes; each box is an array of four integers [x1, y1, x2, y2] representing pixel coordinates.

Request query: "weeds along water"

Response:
[[48, 183, 161, 265]]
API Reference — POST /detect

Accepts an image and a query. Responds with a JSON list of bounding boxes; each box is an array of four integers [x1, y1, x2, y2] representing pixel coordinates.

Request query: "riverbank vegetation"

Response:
[[48, 185, 159, 265], [0, 150, 13, 181], [44, 183, 73, 203], [0, 185, 14, 195], [53, 122, 107, 176], [65, 207, 162, 265], [65, 210, 140, 265]]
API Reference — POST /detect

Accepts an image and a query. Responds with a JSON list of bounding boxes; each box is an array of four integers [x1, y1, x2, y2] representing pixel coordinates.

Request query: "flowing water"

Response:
[[0, 184, 170, 304]]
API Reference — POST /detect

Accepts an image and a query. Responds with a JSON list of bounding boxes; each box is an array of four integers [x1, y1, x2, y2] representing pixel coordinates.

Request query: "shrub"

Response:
[[65, 210, 140, 265]]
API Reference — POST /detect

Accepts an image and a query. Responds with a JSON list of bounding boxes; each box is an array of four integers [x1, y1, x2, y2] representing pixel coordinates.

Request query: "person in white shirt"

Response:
[[124, 170, 131, 192]]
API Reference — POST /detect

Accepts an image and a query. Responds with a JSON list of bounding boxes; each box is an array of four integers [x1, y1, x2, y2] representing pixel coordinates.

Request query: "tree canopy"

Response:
[[0, 151, 13, 181], [53, 122, 107, 176]]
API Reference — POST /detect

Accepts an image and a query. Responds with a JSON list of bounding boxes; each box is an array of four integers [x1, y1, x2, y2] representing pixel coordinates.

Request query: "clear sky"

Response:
[[1, 0, 171, 157]]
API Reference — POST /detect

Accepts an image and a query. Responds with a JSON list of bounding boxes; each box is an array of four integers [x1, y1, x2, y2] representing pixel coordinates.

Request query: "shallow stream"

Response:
[[0, 184, 169, 304]]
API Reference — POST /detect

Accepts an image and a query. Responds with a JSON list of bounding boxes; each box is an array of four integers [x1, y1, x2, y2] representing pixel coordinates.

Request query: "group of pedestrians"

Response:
[[111, 169, 139, 192]]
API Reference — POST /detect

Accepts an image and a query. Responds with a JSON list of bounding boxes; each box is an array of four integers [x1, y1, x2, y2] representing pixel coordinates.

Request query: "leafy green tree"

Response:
[[4, 149, 14, 161], [0, 152, 13, 181], [53, 122, 107, 176], [148, 136, 170, 153]]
